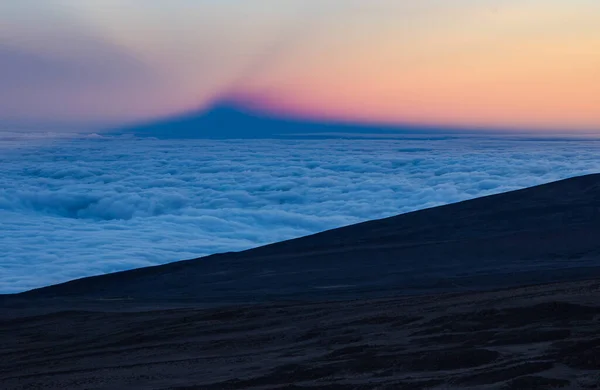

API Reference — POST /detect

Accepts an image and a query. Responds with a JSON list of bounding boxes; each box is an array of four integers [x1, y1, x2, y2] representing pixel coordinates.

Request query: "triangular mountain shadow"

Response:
[[114, 101, 468, 139]]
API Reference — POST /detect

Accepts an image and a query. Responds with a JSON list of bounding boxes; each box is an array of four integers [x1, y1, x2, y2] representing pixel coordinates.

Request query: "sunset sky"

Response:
[[1, 0, 599, 132]]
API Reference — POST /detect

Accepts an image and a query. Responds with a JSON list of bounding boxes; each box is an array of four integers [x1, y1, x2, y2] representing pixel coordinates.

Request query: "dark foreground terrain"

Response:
[[3, 174, 600, 389], [3, 280, 600, 389]]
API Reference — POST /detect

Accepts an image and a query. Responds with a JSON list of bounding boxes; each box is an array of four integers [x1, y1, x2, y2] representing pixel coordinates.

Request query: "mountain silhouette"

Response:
[[115, 102, 466, 139]]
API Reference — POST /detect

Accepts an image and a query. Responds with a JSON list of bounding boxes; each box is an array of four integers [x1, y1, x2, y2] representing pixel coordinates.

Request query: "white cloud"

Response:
[[1, 136, 600, 293]]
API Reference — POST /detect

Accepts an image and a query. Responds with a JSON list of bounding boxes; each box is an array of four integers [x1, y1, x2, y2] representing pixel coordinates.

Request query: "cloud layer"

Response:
[[2, 136, 600, 293]]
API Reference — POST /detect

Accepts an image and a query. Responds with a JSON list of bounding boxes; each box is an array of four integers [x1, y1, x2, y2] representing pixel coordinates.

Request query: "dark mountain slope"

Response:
[[10, 173, 600, 304]]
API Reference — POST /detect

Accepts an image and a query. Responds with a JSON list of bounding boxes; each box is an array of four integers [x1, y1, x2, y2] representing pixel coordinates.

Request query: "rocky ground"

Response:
[[3, 278, 600, 389]]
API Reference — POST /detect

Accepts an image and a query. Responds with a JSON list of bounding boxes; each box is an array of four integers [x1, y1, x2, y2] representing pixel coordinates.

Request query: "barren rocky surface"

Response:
[[3, 279, 600, 389]]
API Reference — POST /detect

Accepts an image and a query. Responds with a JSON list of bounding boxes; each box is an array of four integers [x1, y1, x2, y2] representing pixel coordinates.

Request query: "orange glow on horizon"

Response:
[[229, 2, 600, 132]]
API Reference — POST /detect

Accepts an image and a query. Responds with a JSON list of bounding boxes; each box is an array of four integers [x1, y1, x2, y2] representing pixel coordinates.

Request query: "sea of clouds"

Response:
[[2, 135, 600, 293]]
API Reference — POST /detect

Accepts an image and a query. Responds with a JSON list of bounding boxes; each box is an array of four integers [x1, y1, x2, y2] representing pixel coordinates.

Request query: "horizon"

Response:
[[6, 107, 600, 140]]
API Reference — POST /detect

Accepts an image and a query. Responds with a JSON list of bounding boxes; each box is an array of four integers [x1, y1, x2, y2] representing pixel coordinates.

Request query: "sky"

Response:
[[1, 0, 599, 132]]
